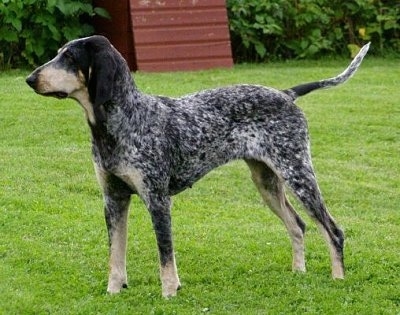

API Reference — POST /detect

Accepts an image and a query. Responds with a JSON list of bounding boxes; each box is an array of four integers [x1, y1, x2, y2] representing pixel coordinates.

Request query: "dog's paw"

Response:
[[332, 269, 345, 280], [160, 261, 181, 298], [292, 261, 306, 273], [107, 275, 128, 294], [107, 282, 128, 294], [162, 282, 181, 298]]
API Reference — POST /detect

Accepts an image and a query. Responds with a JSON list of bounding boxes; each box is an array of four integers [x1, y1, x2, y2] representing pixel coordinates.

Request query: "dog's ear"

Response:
[[87, 40, 117, 122]]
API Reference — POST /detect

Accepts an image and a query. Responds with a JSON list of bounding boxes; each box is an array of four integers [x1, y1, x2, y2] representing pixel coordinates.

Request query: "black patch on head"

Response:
[[56, 46, 85, 77]]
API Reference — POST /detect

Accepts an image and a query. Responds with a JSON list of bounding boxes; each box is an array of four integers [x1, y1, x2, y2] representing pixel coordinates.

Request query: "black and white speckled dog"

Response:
[[26, 35, 370, 297]]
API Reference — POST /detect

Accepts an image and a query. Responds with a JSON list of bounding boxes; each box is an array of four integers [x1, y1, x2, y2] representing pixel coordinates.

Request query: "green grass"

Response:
[[1, 58, 399, 314]]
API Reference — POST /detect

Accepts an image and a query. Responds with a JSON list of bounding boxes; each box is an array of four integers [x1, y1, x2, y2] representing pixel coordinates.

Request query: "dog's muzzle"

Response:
[[26, 73, 68, 99]]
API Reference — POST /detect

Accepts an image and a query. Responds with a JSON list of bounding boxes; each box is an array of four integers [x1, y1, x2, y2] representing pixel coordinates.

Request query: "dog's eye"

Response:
[[63, 50, 74, 61]]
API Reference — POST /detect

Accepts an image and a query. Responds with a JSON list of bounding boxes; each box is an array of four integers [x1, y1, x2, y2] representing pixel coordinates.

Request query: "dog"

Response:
[[26, 35, 370, 297]]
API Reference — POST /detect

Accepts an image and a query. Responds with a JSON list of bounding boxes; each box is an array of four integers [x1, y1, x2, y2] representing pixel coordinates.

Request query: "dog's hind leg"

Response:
[[278, 159, 345, 279], [145, 193, 181, 298], [246, 159, 307, 272]]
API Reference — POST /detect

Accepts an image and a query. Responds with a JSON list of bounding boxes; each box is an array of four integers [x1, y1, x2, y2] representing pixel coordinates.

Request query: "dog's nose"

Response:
[[26, 74, 37, 89]]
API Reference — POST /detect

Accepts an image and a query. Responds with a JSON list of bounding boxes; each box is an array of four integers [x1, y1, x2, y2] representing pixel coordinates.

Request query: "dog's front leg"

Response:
[[94, 166, 132, 293], [146, 193, 181, 298], [104, 193, 131, 294]]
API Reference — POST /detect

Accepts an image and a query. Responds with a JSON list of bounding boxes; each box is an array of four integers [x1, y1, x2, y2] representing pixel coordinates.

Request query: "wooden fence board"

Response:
[[93, 0, 233, 72], [130, 0, 232, 71]]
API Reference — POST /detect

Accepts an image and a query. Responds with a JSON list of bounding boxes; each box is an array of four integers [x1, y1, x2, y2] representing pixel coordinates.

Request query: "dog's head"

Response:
[[26, 35, 123, 123]]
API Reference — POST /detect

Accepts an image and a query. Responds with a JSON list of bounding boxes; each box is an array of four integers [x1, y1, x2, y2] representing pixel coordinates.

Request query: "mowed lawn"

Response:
[[0, 57, 399, 314]]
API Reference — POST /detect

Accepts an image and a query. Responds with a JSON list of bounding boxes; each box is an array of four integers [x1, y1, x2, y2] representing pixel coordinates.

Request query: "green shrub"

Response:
[[227, 0, 400, 61], [0, 0, 109, 68]]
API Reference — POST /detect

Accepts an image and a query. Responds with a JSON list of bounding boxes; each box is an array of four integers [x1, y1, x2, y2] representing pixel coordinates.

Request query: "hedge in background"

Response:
[[1, 0, 398, 68], [0, 0, 108, 68], [227, 0, 399, 61]]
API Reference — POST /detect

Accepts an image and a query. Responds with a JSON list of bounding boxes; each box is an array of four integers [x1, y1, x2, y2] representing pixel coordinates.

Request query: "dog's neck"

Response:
[[86, 67, 147, 168], [89, 61, 137, 122]]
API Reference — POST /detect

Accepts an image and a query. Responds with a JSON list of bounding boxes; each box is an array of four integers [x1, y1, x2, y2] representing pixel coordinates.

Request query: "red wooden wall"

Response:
[[93, 0, 233, 72], [92, 0, 136, 70]]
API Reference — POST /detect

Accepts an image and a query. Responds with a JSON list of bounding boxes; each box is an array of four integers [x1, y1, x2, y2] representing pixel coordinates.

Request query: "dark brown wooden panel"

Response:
[[92, 0, 137, 70], [138, 58, 233, 72], [130, 0, 232, 71], [134, 25, 230, 45], [135, 42, 232, 61], [131, 9, 229, 28], [130, 0, 225, 10], [93, 0, 233, 72]]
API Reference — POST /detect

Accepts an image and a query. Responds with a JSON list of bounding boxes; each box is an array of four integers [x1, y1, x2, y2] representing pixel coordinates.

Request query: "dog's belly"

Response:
[[168, 165, 220, 195], [167, 145, 241, 195]]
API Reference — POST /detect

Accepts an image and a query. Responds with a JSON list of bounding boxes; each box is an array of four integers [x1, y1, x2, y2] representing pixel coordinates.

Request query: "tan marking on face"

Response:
[[53, 69, 94, 124], [70, 89, 96, 125], [36, 66, 81, 95], [33, 40, 98, 125]]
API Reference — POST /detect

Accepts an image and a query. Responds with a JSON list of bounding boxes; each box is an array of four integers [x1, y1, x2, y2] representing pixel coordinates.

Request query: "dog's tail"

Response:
[[283, 42, 370, 100]]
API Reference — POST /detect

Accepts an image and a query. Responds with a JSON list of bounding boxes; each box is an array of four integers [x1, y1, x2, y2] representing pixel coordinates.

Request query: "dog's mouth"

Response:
[[39, 91, 69, 99]]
